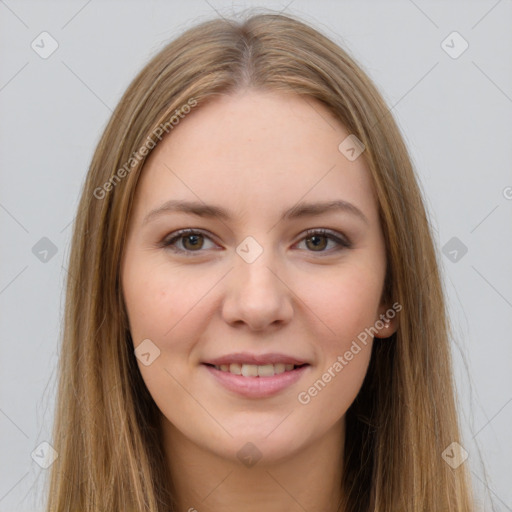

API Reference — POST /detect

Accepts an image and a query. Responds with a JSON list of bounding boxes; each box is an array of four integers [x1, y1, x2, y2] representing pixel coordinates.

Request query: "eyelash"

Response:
[[161, 228, 352, 256]]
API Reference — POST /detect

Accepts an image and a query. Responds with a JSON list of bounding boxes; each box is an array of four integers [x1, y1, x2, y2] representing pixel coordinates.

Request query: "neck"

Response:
[[162, 419, 345, 512]]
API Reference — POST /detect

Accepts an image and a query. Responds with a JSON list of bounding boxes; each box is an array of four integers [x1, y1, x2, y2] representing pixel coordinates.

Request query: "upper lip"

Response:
[[203, 352, 309, 366]]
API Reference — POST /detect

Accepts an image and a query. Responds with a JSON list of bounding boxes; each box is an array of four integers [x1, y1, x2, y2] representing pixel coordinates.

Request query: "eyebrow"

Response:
[[142, 199, 369, 225]]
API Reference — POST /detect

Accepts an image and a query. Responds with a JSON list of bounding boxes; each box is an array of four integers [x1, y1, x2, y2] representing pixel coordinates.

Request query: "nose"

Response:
[[221, 246, 294, 332]]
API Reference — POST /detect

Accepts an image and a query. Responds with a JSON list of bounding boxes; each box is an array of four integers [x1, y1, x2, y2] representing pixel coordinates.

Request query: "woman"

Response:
[[46, 12, 474, 512]]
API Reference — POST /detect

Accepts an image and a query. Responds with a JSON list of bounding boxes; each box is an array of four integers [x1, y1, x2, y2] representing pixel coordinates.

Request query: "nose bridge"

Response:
[[221, 234, 293, 330], [237, 247, 276, 295]]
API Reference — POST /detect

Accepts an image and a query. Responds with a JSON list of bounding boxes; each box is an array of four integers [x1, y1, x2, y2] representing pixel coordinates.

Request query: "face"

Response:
[[121, 89, 396, 465]]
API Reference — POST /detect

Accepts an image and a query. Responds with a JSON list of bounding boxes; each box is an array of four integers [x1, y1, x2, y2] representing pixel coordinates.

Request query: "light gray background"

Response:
[[1, 0, 511, 510]]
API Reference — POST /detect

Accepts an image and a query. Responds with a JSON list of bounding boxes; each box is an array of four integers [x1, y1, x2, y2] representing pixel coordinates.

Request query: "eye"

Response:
[[162, 229, 217, 255], [295, 229, 351, 253], [162, 228, 351, 256]]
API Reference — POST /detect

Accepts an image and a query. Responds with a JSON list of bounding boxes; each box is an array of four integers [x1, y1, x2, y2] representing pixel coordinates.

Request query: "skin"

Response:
[[121, 89, 398, 512]]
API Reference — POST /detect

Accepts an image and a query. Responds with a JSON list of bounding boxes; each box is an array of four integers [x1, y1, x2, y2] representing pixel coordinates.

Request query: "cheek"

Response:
[[123, 255, 211, 342], [294, 262, 381, 410], [303, 262, 383, 347], [122, 256, 211, 413]]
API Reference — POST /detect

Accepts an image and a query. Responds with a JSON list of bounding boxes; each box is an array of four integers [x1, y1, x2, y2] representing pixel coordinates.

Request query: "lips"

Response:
[[203, 353, 309, 378], [201, 352, 310, 397], [203, 363, 309, 398], [203, 352, 308, 367]]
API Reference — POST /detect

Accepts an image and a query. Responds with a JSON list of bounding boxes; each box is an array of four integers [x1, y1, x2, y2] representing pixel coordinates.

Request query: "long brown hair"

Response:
[[45, 11, 474, 511]]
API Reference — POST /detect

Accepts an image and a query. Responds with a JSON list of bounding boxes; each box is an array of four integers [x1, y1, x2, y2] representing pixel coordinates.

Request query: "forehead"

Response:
[[132, 90, 378, 225]]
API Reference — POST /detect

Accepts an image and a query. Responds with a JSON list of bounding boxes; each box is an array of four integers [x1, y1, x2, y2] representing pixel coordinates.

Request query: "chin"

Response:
[[217, 425, 313, 467]]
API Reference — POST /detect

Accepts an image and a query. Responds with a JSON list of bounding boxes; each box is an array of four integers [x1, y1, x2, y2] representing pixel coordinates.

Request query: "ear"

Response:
[[373, 300, 401, 339]]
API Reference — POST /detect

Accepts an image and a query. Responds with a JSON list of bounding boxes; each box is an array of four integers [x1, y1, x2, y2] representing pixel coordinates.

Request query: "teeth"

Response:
[[229, 363, 242, 375], [213, 363, 301, 377], [274, 363, 286, 374], [241, 364, 259, 377], [257, 364, 274, 377]]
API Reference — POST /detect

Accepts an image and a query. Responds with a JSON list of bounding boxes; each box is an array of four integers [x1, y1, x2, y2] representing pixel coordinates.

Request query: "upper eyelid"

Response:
[[164, 228, 219, 246]]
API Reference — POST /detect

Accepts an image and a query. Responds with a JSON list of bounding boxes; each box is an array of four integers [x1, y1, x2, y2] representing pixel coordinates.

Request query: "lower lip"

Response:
[[202, 364, 310, 398]]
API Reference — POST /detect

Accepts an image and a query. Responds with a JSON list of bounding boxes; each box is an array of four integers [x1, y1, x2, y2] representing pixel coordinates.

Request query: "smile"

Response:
[[202, 363, 310, 398], [211, 362, 305, 377]]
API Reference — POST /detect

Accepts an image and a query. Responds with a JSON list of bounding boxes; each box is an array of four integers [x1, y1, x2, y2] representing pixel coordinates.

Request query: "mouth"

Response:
[[201, 362, 310, 398], [204, 362, 309, 377]]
